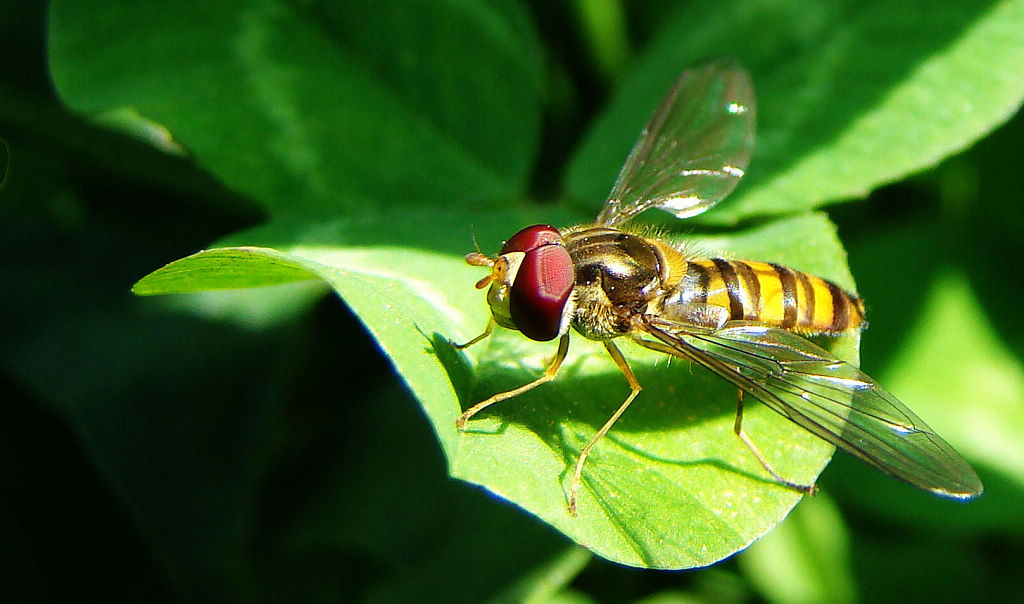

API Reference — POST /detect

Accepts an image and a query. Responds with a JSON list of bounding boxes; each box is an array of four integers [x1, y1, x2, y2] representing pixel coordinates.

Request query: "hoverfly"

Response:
[[454, 59, 982, 515]]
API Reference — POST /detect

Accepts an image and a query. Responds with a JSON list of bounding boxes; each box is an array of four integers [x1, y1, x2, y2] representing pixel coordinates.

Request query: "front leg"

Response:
[[455, 333, 571, 430]]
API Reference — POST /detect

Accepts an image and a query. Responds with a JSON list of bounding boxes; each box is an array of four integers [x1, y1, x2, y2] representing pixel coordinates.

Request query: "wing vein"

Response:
[[633, 316, 982, 498]]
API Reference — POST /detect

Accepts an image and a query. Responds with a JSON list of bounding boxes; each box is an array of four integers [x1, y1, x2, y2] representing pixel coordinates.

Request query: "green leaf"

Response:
[[830, 266, 1024, 531], [815, 210, 1023, 533], [567, 0, 1024, 223], [132, 210, 858, 569], [48, 0, 542, 215], [133, 247, 322, 295], [738, 492, 856, 604], [882, 272, 1024, 487], [491, 547, 592, 604]]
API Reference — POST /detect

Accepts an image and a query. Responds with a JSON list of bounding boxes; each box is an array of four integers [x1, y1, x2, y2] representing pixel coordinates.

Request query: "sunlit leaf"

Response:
[[132, 210, 857, 569]]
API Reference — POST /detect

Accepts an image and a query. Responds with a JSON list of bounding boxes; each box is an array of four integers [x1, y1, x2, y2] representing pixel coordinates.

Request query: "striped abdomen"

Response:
[[677, 258, 865, 334]]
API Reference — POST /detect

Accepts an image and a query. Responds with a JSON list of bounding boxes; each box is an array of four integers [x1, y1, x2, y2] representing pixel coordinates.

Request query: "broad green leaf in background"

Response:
[[738, 493, 856, 604], [828, 258, 1024, 534], [881, 272, 1024, 490], [134, 210, 857, 569], [490, 546, 592, 604], [48, 0, 542, 215], [568, 0, 1024, 224]]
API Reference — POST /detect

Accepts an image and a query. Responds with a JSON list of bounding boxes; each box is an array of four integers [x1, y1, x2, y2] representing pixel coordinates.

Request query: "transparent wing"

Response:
[[597, 59, 756, 227], [637, 317, 983, 498]]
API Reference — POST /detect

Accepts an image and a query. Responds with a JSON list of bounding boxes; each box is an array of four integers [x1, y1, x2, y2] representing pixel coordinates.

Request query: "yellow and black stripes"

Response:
[[681, 258, 864, 334]]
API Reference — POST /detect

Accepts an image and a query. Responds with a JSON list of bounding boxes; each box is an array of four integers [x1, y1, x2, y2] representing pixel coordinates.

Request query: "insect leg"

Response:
[[734, 389, 816, 495], [456, 333, 570, 430], [568, 340, 643, 516], [451, 319, 495, 350]]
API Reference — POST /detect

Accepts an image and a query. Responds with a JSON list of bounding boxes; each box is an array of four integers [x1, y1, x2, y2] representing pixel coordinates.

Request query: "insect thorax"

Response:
[[563, 226, 671, 340]]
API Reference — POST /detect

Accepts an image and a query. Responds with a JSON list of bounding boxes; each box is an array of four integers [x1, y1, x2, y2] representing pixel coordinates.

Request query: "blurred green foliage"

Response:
[[2, 0, 1023, 601]]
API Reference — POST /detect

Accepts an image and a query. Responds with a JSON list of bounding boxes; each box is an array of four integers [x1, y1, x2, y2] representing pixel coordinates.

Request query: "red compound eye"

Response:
[[503, 225, 574, 341], [501, 224, 563, 255]]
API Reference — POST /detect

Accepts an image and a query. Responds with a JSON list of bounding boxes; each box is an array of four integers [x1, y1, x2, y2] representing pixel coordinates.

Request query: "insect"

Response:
[[454, 59, 983, 515]]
